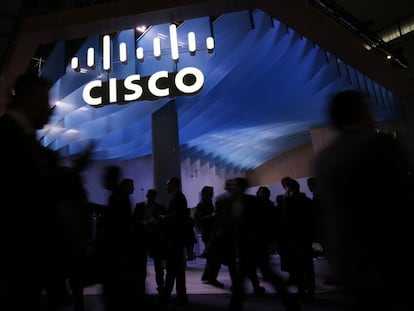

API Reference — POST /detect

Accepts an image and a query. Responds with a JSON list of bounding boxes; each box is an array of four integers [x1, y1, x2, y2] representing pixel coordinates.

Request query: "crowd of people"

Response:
[[98, 172, 316, 311], [1, 72, 413, 311]]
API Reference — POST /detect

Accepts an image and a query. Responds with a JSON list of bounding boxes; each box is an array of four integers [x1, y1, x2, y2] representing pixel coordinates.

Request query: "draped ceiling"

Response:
[[38, 9, 401, 171]]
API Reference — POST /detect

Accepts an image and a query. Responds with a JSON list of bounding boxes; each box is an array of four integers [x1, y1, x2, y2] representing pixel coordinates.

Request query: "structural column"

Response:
[[152, 99, 182, 207]]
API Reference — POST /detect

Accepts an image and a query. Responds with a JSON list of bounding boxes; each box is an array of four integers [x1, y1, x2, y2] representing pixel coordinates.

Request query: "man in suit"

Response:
[[314, 90, 414, 310], [160, 177, 193, 306], [102, 178, 136, 310], [133, 189, 168, 295], [0, 72, 54, 310], [222, 177, 300, 311]]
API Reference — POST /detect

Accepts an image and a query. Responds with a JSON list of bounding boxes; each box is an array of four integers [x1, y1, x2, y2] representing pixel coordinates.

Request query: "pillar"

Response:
[[151, 99, 182, 207]]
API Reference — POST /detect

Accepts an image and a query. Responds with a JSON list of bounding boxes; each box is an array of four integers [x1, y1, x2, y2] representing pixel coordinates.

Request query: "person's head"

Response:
[[201, 186, 214, 201], [307, 176, 320, 193], [256, 186, 271, 200], [285, 178, 300, 194], [120, 178, 134, 195], [224, 179, 235, 193], [146, 189, 158, 203], [166, 177, 181, 194], [328, 89, 374, 131], [281, 176, 292, 190], [232, 177, 249, 197], [9, 72, 52, 129]]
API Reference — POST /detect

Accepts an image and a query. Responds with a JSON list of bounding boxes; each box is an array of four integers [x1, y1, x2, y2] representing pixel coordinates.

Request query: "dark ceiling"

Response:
[[2, 0, 414, 78], [316, 0, 414, 76], [0, 0, 113, 76]]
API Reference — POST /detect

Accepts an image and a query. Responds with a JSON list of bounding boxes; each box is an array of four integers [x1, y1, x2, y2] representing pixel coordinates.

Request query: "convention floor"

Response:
[[77, 255, 344, 311]]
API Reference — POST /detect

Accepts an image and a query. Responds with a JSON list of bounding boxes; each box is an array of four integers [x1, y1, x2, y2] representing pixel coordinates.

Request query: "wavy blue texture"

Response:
[[39, 9, 402, 170]]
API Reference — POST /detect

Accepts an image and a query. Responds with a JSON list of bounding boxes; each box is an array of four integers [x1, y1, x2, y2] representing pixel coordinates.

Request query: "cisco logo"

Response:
[[71, 24, 214, 107]]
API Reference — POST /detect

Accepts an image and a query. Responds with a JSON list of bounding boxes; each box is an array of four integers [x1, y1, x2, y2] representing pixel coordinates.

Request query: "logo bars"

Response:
[[71, 24, 215, 72]]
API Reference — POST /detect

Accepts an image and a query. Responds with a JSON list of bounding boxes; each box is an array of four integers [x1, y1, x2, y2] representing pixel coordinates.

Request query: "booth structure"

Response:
[[39, 9, 402, 172]]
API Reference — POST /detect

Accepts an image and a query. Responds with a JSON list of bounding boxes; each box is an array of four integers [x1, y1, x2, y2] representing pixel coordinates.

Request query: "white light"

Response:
[[103, 35, 111, 71], [87, 48, 95, 67], [119, 42, 127, 63], [109, 78, 117, 103], [71, 57, 79, 71], [124, 74, 143, 101], [169, 24, 179, 61], [55, 101, 61, 106], [188, 32, 196, 53], [136, 47, 144, 60], [83, 80, 102, 106], [148, 70, 169, 97], [206, 36, 215, 51], [136, 25, 147, 33], [175, 67, 204, 94], [153, 37, 161, 58], [363, 43, 372, 50], [379, 17, 414, 43]]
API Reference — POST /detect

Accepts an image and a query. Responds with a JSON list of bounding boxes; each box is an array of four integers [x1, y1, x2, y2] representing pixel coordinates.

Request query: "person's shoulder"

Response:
[[0, 112, 22, 136], [245, 193, 257, 200], [265, 199, 276, 208], [314, 136, 340, 160], [361, 131, 407, 162], [135, 201, 145, 208], [0, 112, 11, 124], [195, 201, 204, 210], [372, 131, 400, 146], [155, 202, 165, 209], [299, 192, 312, 202], [275, 193, 285, 203], [215, 192, 230, 202], [178, 190, 188, 200]]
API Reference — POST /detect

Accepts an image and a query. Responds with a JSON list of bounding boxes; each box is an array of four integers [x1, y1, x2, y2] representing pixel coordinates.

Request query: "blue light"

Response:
[[40, 9, 402, 170]]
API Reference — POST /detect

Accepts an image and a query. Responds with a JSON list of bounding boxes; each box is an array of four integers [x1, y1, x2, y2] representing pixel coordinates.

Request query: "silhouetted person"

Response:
[[306, 176, 328, 257], [45, 146, 93, 311], [203, 178, 241, 308], [275, 176, 294, 279], [275, 176, 293, 205], [246, 186, 277, 296], [133, 189, 168, 296], [160, 177, 193, 306], [282, 178, 316, 301], [212, 177, 301, 311], [195, 185, 224, 288], [314, 89, 414, 310], [101, 177, 136, 310], [185, 210, 197, 261], [0, 73, 54, 310]]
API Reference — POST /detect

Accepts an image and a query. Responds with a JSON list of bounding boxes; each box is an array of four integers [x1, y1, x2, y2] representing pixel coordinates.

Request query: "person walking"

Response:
[[314, 89, 414, 311], [133, 189, 169, 295], [160, 177, 193, 306], [0, 72, 55, 311]]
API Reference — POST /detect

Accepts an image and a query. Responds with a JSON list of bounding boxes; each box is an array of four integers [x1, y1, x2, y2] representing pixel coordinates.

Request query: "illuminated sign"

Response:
[[72, 25, 214, 107], [82, 67, 204, 106]]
